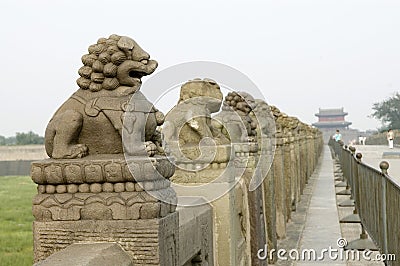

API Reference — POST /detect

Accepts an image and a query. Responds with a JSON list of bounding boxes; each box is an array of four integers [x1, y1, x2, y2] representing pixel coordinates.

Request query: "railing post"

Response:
[[354, 152, 363, 205], [379, 161, 389, 260], [338, 140, 344, 161], [336, 144, 351, 196], [339, 148, 360, 224], [344, 152, 378, 251], [283, 132, 292, 221], [274, 133, 286, 239], [348, 146, 356, 191]]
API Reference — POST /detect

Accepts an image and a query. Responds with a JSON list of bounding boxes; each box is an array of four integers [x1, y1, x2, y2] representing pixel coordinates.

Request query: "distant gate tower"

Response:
[[312, 108, 352, 130]]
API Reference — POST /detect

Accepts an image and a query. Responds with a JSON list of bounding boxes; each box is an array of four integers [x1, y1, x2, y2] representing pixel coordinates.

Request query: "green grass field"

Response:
[[0, 176, 36, 266]]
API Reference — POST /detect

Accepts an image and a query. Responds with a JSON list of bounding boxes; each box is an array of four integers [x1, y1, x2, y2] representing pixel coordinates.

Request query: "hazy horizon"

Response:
[[1, 0, 399, 137]]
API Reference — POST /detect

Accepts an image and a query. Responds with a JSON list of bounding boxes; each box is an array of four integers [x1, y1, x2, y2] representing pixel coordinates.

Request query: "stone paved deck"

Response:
[[276, 146, 385, 266], [295, 147, 345, 265]]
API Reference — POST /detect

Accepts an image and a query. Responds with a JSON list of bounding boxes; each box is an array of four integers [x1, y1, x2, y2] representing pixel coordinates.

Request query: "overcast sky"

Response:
[[1, 0, 399, 136]]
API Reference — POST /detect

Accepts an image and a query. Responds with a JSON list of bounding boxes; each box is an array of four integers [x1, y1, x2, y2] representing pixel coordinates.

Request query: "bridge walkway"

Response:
[[281, 146, 385, 266]]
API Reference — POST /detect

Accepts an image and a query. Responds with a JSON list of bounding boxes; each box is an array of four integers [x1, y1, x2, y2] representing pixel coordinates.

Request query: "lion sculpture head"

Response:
[[76, 34, 157, 93]]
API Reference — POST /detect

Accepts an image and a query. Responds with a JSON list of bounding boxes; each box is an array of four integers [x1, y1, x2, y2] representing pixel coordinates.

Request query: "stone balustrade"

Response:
[[30, 35, 323, 266], [161, 81, 323, 265], [365, 129, 400, 146]]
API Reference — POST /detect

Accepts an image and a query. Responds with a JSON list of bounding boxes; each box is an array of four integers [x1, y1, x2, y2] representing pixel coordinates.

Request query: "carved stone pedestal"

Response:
[[170, 143, 261, 266], [31, 155, 178, 266], [33, 215, 178, 265]]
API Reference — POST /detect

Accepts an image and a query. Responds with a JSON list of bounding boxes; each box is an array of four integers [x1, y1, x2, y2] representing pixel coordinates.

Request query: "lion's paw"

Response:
[[52, 144, 89, 159], [72, 144, 89, 158], [145, 141, 157, 157]]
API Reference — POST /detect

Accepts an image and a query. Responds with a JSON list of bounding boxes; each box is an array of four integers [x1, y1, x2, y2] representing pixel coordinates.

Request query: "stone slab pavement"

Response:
[[295, 147, 345, 266], [276, 146, 388, 266]]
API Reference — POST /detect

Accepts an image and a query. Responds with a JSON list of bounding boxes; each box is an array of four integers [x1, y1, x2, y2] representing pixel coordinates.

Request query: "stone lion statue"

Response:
[[251, 99, 275, 138], [45, 34, 163, 159], [212, 91, 257, 143], [163, 78, 228, 160]]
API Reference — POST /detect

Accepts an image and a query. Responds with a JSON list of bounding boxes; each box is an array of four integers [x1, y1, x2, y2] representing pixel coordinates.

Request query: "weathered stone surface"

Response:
[[212, 183, 250, 266], [213, 91, 257, 143], [33, 213, 179, 265], [163, 78, 227, 161], [263, 169, 277, 264], [274, 138, 286, 239], [252, 100, 275, 138], [242, 166, 267, 266], [283, 137, 293, 221], [166, 88, 277, 265], [32, 188, 175, 221], [34, 243, 134, 266], [45, 34, 163, 159], [31, 32, 328, 266], [176, 197, 213, 266], [31, 35, 183, 266], [31, 155, 175, 184]]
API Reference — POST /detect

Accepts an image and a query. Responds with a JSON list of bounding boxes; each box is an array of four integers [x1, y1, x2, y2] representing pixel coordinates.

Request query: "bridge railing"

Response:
[[329, 140, 399, 265]]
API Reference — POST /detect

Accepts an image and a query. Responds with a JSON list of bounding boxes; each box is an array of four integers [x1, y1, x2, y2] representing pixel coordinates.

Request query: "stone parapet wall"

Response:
[[319, 128, 360, 144], [366, 129, 400, 145], [33, 215, 178, 265], [33, 243, 135, 266], [30, 35, 324, 265], [0, 145, 47, 161], [163, 81, 324, 265], [262, 107, 323, 264], [176, 198, 213, 266], [168, 119, 323, 266], [0, 145, 47, 176], [0, 160, 34, 176]]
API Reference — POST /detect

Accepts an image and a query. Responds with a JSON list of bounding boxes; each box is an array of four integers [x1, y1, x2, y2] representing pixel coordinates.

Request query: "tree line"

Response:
[[0, 131, 44, 145], [371, 92, 400, 132]]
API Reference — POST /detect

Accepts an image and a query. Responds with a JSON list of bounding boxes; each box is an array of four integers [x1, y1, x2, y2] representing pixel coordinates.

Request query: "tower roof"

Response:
[[312, 121, 352, 128], [315, 108, 348, 117]]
